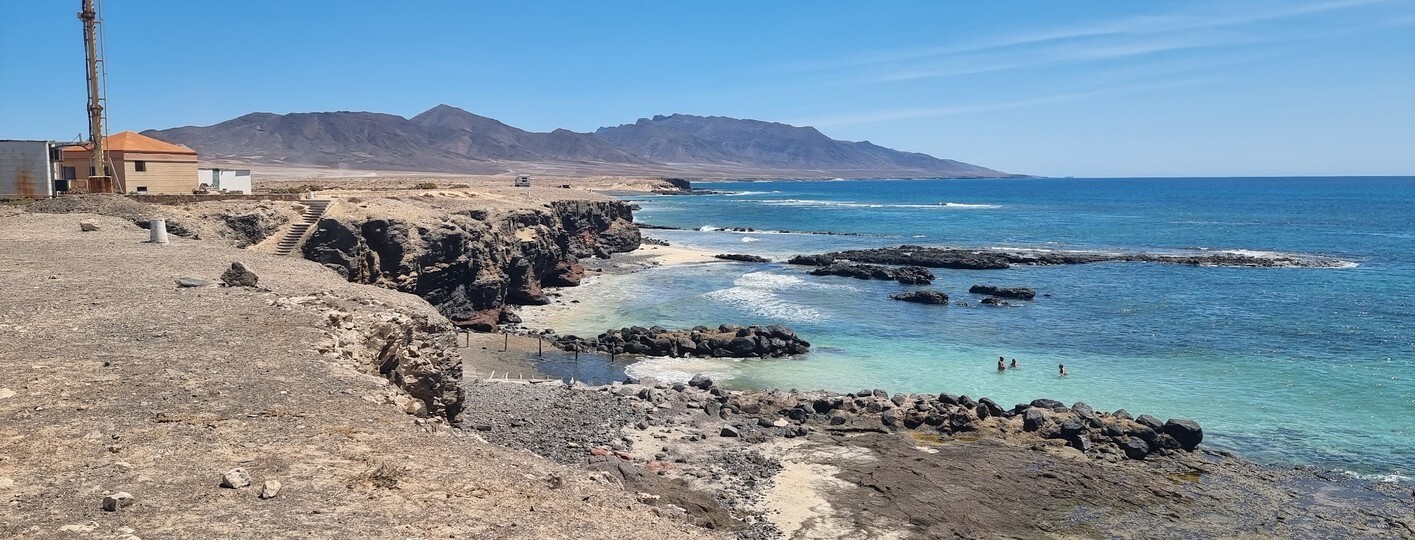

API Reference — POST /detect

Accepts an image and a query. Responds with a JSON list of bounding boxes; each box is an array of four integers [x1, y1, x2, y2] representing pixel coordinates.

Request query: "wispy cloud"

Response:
[[783, 0, 1395, 77], [793, 78, 1218, 128]]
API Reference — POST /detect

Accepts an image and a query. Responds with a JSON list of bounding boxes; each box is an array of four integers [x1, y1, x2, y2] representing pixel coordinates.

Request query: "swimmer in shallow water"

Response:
[[1010, 358, 1018, 369], [1059, 364, 1068, 376], [998, 356, 1006, 371]]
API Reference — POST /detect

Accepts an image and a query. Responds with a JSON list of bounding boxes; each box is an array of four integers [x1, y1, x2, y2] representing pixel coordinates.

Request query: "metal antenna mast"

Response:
[[79, 0, 112, 192]]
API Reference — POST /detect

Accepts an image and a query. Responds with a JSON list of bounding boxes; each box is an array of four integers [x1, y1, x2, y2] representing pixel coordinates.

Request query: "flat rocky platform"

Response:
[[789, 244, 1350, 269]]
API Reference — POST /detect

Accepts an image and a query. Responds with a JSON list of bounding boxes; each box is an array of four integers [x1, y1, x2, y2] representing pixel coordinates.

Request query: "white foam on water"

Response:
[[699, 225, 722, 232], [741, 236, 760, 243], [624, 356, 741, 385], [701, 271, 854, 323], [1339, 470, 1413, 484], [755, 199, 995, 210], [940, 202, 1002, 209]]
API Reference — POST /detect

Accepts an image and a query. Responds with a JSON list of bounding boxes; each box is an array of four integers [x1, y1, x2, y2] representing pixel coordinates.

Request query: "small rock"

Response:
[[101, 492, 134, 511], [720, 425, 741, 437], [1122, 437, 1151, 459], [79, 222, 100, 232], [1163, 419, 1204, 451], [687, 374, 713, 390], [220, 261, 259, 287], [0, 388, 14, 400], [175, 277, 210, 288], [259, 480, 282, 499], [220, 467, 251, 488], [1023, 409, 1048, 432]]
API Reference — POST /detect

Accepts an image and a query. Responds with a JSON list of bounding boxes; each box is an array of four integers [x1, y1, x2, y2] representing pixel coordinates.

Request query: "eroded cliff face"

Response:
[[302, 198, 640, 331]]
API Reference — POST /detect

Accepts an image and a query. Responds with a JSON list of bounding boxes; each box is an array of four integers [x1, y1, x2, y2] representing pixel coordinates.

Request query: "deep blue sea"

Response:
[[542, 177, 1414, 481]]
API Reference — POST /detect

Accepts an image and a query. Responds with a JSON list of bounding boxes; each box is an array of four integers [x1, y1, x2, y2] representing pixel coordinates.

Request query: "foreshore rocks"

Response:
[[624, 377, 1205, 461], [553, 324, 810, 358], [889, 290, 950, 304], [789, 244, 1347, 269], [969, 285, 1036, 300], [808, 262, 935, 284], [302, 199, 640, 331]]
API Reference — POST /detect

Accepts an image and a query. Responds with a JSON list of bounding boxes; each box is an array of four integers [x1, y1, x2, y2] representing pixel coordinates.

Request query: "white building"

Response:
[[197, 168, 252, 194]]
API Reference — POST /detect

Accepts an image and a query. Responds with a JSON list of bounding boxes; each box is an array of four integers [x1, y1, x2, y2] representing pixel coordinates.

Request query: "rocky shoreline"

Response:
[[14, 194, 1408, 540], [789, 244, 1352, 269]]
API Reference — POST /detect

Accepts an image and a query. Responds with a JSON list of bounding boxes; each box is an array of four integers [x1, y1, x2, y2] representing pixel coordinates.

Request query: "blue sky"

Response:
[[2, 0, 1412, 177]]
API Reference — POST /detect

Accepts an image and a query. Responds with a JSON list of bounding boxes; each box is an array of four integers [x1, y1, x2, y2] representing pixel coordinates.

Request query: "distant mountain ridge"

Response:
[[143, 105, 1014, 178]]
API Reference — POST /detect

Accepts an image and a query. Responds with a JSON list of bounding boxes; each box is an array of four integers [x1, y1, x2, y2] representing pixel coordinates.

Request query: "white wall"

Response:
[[197, 168, 252, 194]]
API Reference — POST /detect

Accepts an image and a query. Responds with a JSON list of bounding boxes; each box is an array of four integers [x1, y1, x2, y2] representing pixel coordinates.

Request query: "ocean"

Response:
[[536, 177, 1414, 481]]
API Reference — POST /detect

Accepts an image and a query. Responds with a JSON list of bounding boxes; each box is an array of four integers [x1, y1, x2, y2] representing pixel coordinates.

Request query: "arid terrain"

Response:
[[1, 184, 1411, 540]]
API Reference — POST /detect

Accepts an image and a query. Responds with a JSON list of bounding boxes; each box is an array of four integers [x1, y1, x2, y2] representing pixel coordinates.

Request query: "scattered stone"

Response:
[[220, 262, 259, 287], [720, 425, 741, 438], [101, 492, 134, 511], [0, 388, 14, 400], [220, 467, 252, 488], [175, 277, 210, 288], [259, 479, 282, 499], [1122, 437, 1151, 460], [79, 222, 100, 232], [1136, 414, 1165, 431], [688, 374, 714, 390]]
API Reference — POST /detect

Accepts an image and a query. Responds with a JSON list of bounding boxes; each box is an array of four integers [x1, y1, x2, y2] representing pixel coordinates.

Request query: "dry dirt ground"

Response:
[[0, 211, 723, 540]]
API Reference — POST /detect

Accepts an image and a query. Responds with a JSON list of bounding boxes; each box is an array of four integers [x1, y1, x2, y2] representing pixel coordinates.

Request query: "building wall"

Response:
[[1, 140, 56, 199], [198, 168, 252, 194], [60, 149, 197, 194]]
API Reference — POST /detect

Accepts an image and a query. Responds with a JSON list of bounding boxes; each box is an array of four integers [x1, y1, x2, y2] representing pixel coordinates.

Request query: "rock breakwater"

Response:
[[808, 261, 935, 284]]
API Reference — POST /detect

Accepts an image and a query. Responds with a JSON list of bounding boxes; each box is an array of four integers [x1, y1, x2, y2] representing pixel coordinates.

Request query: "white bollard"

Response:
[[149, 218, 169, 244]]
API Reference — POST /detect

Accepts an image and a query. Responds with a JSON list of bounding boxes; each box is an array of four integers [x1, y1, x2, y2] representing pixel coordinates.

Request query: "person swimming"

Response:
[[1058, 364, 1068, 376], [998, 356, 1006, 371], [1009, 358, 1018, 369]]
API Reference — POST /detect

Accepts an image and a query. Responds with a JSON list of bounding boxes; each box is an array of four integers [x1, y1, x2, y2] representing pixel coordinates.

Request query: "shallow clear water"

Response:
[[548, 177, 1415, 480]]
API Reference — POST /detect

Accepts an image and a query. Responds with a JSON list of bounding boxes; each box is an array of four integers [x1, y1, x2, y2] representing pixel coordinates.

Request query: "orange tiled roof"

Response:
[[62, 131, 197, 154]]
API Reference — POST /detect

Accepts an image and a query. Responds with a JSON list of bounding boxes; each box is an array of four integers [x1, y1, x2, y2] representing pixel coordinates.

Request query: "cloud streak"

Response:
[[794, 78, 1218, 128]]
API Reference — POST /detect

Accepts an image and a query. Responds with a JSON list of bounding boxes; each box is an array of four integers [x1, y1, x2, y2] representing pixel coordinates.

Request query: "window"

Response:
[[135, 186, 148, 194], [62, 167, 76, 180], [134, 161, 147, 172]]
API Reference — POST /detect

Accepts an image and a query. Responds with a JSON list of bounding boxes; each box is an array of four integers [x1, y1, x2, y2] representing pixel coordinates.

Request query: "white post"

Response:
[[149, 218, 169, 244]]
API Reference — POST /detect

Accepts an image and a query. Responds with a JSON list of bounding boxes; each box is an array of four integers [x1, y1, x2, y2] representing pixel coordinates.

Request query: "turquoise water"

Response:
[[552, 177, 1414, 480]]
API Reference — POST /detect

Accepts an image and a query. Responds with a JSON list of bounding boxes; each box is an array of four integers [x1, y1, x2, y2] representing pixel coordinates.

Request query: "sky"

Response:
[[1, 0, 1413, 177]]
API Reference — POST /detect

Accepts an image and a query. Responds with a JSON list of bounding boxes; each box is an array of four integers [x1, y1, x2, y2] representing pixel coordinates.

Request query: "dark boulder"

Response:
[[1136, 414, 1165, 431], [220, 261, 259, 287], [968, 285, 1037, 300], [1030, 398, 1066, 411], [1163, 419, 1204, 451], [979, 297, 1010, 306], [977, 397, 1006, 418], [1122, 437, 1151, 459], [889, 290, 950, 305], [1022, 409, 1048, 432], [688, 374, 714, 390]]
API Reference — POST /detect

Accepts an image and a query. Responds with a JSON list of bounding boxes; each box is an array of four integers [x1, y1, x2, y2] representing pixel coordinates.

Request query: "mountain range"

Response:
[[143, 105, 1013, 178]]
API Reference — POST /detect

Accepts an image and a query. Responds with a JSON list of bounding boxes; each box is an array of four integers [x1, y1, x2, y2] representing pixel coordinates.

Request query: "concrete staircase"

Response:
[[274, 199, 332, 256]]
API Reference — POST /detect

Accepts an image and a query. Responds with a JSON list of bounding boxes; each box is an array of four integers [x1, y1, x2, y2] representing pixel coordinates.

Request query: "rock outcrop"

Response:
[[554, 324, 810, 358], [969, 285, 1036, 300], [889, 290, 950, 304], [713, 253, 771, 263], [303, 199, 640, 331], [808, 262, 935, 284]]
